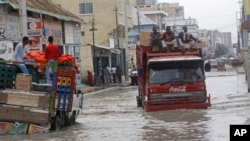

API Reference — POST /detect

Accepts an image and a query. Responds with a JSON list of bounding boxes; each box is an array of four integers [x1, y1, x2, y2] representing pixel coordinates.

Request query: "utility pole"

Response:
[[115, 6, 120, 49], [124, 0, 129, 81], [115, 6, 121, 67], [19, 0, 28, 37], [137, 10, 140, 40], [90, 16, 98, 85]]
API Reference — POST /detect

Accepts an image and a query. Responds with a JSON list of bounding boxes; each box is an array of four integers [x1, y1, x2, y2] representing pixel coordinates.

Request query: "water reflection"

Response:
[[142, 110, 210, 141]]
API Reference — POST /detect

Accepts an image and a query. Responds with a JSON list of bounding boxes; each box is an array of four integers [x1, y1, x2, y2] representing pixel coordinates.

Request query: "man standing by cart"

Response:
[[13, 36, 30, 74], [45, 36, 61, 84]]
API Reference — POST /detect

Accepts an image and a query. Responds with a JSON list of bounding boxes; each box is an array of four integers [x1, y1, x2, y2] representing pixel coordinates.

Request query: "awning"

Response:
[[87, 42, 121, 54], [3, 1, 82, 23]]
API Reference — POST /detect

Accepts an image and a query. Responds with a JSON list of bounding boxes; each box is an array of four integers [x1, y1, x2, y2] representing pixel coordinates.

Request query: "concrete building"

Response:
[[136, 0, 157, 6], [137, 5, 168, 31], [197, 29, 209, 58], [52, 0, 134, 82], [164, 17, 199, 37], [160, 2, 184, 19], [216, 32, 233, 55], [127, 8, 157, 69], [207, 30, 217, 57], [133, 8, 157, 33], [0, 0, 81, 60]]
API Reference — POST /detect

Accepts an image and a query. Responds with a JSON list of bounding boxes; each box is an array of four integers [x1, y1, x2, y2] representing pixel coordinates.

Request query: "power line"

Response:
[[115, 6, 120, 49], [196, 14, 235, 19]]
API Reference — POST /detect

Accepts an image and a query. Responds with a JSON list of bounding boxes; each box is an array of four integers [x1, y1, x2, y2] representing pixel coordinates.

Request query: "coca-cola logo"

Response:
[[169, 86, 186, 93]]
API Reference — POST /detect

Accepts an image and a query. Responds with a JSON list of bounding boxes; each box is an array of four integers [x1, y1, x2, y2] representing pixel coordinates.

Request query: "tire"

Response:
[[70, 112, 76, 125], [137, 89, 142, 107], [51, 115, 61, 131], [65, 111, 76, 126], [137, 95, 142, 107]]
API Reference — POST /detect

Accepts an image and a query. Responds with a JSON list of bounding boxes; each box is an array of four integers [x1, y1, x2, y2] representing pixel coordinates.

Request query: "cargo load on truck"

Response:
[[136, 31, 211, 112]]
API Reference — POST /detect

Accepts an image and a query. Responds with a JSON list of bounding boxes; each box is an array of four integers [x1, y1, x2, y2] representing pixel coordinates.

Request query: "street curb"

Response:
[[83, 86, 137, 96]]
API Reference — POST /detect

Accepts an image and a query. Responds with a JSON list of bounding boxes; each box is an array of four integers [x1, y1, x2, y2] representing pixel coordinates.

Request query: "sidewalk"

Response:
[[77, 76, 132, 94]]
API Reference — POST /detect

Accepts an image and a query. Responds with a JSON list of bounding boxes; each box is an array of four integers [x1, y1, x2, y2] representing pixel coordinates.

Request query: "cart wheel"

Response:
[[52, 116, 61, 131], [65, 111, 76, 126]]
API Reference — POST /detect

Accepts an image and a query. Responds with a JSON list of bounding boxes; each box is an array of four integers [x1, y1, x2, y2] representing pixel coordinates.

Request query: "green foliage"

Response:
[[215, 44, 229, 57]]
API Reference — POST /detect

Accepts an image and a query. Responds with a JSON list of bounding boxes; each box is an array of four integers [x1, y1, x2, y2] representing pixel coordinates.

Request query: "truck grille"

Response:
[[150, 92, 205, 100]]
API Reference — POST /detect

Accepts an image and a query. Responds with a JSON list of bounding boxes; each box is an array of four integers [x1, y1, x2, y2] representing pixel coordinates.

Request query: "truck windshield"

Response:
[[149, 61, 204, 84]]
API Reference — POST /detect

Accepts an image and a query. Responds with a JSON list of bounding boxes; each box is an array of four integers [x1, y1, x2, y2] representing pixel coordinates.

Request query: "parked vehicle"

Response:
[[217, 61, 226, 71], [136, 32, 211, 112], [209, 59, 218, 69], [230, 58, 243, 68]]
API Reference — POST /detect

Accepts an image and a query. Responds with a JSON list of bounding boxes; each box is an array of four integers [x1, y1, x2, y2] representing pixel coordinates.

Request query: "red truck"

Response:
[[136, 33, 211, 112]]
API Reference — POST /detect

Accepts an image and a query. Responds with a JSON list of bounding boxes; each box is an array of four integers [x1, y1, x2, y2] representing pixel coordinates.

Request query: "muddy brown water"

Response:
[[0, 71, 250, 141]]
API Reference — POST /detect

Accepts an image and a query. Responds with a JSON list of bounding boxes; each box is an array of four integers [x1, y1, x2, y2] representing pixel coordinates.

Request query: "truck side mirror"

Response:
[[204, 62, 211, 72], [138, 67, 144, 76]]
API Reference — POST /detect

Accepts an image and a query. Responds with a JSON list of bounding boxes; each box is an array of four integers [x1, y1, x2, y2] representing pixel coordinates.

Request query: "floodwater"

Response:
[[1, 70, 250, 141]]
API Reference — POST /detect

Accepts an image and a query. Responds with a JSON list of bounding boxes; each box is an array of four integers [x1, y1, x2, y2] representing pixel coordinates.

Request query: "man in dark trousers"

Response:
[[44, 36, 61, 84], [116, 66, 122, 83]]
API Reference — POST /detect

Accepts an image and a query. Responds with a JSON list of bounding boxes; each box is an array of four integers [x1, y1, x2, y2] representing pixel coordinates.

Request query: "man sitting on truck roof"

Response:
[[178, 25, 197, 50], [162, 26, 177, 51], [149, 26, 162, 52]]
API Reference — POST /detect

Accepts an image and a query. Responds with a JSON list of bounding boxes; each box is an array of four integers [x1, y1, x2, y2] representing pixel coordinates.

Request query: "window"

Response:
[[148, 61, 204, 84], [79, 3, 93, 14]]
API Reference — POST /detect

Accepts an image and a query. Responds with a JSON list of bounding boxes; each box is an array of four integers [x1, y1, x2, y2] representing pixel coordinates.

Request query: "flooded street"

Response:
[[1, 70, 250, 141]]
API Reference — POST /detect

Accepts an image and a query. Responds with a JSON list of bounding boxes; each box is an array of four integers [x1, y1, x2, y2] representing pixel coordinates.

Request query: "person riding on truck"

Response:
[[45, 36, 61, 84], [162, 26, 177, 51], [150, 26, 162, 52], [178, 25, 197, 50], [13, 36, 30, 74]]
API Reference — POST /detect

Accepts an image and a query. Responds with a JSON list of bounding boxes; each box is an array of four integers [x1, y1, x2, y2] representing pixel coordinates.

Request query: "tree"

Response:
[[215, 44, 229, 57]]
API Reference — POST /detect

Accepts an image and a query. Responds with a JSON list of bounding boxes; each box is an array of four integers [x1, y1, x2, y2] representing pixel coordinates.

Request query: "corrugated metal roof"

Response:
[[128, 30, 139, 37], [3, 0, 82, 23], [133, 7, 156, 26]]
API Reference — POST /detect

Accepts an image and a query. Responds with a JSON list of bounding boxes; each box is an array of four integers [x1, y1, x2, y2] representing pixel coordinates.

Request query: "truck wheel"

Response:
[[141, 97, 144, 109], [137, 89, 142, 107], [52, 116, 61, 131], [70, 112, 76, 125]]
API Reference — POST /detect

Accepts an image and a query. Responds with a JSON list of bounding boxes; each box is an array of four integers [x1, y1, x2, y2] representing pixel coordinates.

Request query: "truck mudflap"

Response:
[[144, 95, 211, 112]]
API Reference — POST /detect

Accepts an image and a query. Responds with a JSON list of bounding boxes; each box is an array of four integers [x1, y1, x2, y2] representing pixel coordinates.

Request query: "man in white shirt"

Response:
[[111, 65, 117, 83], [13, 36, 29, 74]]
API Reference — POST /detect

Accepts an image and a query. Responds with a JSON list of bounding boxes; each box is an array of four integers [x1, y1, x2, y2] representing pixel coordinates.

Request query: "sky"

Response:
[[157, 0, 241, 43]]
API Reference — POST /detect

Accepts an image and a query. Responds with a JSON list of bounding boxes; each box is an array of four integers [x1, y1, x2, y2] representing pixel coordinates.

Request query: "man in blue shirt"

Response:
[[178, 25, 197, 49], [13, 36, 29, 74]]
